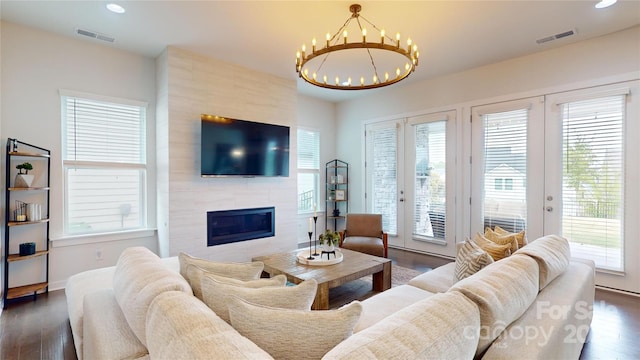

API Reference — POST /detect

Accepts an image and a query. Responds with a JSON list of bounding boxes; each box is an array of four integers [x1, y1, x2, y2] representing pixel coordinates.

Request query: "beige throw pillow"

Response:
[[472, 233, 512, 261], [178, 252, 264, 288], [201, 276, 317, 323], [454, 240, 494, 281], [186, 264, 286, 299], [494, 225, 528, 248], [485, 228, 519, 253], [228, 297, 362, 360]]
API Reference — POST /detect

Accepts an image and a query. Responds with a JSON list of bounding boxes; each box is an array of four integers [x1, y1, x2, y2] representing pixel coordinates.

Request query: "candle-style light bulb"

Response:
[[407, 38, 412, 53], [343, 30, 348, 44], [360, 77, 365, 86], [296, 51, 301, 66], [313, 72, 317, 81], [312, 38, 317, 52], [301, 44, 306, 57], [335, 76, 340, 85], [304, 68, 308, 76], [396, 33, 401, 47], [380, 29, 385, 44], [347, 77, 352, 86], [323, 75, 327, 84], [326, 32, 331, 47], [362, 28, 367, 43], [385, 72, 389, 82], [405, 63, 410, 71], [396, 67, 401, 77], [373, 74, 378, 83]]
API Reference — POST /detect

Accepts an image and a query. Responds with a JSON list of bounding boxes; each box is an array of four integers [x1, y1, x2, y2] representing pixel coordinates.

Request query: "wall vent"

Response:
[[536, 29, 576, 44], [75, 28, 115, 43]]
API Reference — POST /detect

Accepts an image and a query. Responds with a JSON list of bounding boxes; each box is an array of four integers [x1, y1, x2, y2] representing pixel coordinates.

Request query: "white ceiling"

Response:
[[2, 1, 639, 102]]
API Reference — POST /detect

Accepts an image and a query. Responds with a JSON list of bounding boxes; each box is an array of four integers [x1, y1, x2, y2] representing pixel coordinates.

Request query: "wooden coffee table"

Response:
[[252, 248, 391, 310]]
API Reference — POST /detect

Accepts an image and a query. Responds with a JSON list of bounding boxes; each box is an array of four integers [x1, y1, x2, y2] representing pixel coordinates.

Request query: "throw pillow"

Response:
[[178, 252, 264, 287], [484, 227, 519, 253], [493, 225, 528, 248], [186, 264, 286, 299], [201, 276, 317, 323], [228, 296, 362, 360], [454, 240, 494, 281], [472, 233, 512, 261]]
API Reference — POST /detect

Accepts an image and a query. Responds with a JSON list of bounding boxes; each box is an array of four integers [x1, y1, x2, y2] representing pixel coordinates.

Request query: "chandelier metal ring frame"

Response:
[[295, 4, 419, 90]]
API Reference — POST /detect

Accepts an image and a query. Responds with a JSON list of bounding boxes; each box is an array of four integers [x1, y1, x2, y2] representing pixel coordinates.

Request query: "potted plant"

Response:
[[319, 229, 340, 252], [15, 162, 34, 187]]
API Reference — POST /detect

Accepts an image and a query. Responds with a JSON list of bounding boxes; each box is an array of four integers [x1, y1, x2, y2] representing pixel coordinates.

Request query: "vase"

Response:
[[14, 174, 34, 188], [322, 243, 335, 252]]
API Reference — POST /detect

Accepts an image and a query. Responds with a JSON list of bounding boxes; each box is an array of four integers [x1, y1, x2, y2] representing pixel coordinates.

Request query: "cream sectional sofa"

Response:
[[66, 235, 594, 359]]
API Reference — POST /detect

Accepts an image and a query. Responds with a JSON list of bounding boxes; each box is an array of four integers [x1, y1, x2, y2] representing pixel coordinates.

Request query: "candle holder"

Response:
[[307, 231, 314, 260], [312, 216, 319, 256]]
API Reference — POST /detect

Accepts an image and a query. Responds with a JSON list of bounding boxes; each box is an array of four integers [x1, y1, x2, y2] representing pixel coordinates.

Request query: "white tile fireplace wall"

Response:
[[156, 46, 298, 261]]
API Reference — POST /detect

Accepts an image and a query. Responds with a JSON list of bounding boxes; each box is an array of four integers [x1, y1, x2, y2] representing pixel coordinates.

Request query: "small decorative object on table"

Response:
[[15, 162, 34, 188], [319, 229, 340, 259]]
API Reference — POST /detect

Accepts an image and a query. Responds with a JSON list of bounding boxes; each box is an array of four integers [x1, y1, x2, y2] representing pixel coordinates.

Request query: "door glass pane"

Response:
[[561, 95, 624, 270], [413, 121, 446, 238], [370, 127, 398, 234], [483, 109, 528, 232]]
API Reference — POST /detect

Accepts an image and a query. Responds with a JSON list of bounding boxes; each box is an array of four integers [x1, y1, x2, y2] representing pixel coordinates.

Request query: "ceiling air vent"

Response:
[[75, 28, 115, 43], [536, 29, 576, 45]]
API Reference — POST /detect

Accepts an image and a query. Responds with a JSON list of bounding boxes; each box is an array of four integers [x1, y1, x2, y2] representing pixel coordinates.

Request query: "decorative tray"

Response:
[[296, 249, 343, 266]]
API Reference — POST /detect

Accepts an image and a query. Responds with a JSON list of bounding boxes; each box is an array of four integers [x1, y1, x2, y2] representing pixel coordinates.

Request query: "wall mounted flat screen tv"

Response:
[[201, 115, 290, 177]]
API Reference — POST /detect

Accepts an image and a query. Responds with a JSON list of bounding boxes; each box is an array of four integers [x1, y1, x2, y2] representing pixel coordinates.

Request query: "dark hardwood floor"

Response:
[[0, 248, 637, 360]]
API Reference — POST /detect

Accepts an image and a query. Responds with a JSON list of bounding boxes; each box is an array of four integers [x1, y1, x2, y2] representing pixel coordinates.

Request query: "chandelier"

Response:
[[295, 4, 419, 90]]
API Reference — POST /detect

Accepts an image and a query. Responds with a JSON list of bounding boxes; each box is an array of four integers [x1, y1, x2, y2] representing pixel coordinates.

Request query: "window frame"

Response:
[[60, 90, 149, 238], [297, 127, 321, 215]]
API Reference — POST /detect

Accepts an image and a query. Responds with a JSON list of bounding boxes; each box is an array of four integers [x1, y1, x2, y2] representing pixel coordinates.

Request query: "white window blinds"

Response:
[[482, 108, 528, 232], [561, 95, 624, 270], [63, 97, 146, 163], [297, 129, 319, 169]]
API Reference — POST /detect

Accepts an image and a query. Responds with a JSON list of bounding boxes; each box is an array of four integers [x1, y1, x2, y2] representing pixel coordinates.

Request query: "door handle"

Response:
[[546, 206, 553, 212], [399, 198, 404, 202]]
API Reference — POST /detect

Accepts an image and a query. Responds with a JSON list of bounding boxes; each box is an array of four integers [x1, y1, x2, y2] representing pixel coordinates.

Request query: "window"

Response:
[[495, 178, 503, 190], [61, 91, 147, 235], [561, 95, 624, 270], [297, 128, 320, 214]]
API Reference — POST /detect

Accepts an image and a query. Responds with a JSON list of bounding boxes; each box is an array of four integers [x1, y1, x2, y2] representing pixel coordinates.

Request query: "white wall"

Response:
[[296, 95, 336, 243], [0, 21, 158, 291], [156, 47, 299, 261], [337, 26, 640, 214]]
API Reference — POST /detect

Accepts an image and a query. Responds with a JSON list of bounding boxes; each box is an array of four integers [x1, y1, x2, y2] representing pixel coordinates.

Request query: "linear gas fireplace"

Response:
[[207, 207, 275, 246]]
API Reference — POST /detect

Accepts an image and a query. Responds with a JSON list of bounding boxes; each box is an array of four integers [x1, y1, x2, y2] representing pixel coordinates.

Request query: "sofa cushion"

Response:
[[454, 240, 494, 281], [483, 259, 595, 360], [179, 252, 264, 284], [515, 234, 571, 290], [407, 262, 456, 293], [186, 263, 285, 299], [83, 289, 148, 360], [471, 233, 512, 261], [323, 291, 480, 360], [228, 297, 362, 360], [354, 284, 435, 332], [146, 291, 273, 359], [449, 254, 539, 358], [201, 276, 317, 323], [113, 247, 192, 347]]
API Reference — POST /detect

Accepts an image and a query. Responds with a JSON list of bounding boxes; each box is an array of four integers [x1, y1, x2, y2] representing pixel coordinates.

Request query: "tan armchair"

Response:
[[339, 213, 388, 258]]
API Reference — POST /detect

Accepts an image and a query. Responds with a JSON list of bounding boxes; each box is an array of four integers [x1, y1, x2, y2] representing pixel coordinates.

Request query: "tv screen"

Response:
[[201, 115, 290, 177]]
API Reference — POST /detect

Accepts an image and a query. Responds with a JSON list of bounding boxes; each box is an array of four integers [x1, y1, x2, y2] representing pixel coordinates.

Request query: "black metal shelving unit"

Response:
[[325, 159, 348, 232], [4, 138, 51, 308]]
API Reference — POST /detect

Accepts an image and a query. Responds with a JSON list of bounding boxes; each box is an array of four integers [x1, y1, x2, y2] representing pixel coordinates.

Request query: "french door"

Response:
[[472, 81, 640, 293], [365, 111, 457, 257]]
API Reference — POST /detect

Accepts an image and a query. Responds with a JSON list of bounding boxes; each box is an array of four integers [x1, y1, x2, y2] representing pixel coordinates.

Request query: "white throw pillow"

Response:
[[515, 234, 571, 289], [186, 264, 285, 299], [178, 252, 264, 288], [201, 276, 317, 323], [228, 296, 362, 360]]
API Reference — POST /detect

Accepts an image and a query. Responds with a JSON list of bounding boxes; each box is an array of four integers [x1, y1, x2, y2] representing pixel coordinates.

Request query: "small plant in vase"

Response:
[[15, 162, 34, 188], [319, 229, 340, 252]]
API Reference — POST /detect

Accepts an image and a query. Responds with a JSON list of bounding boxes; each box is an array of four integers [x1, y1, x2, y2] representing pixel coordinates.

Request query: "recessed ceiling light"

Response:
[[106, 3, 126, 14], [595, 0, 617, 9]]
